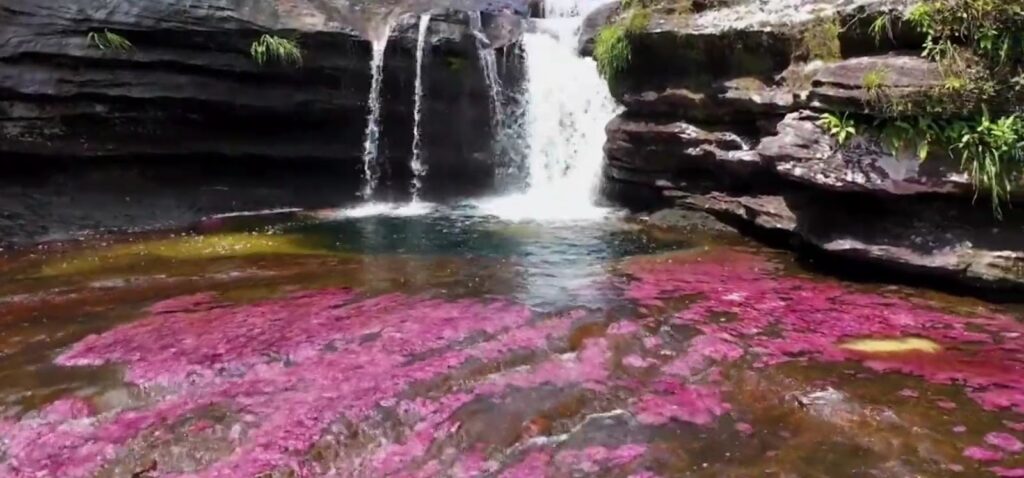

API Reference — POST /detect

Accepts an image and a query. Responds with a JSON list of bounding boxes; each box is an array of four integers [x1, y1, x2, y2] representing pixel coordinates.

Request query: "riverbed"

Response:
[[0, 205, 1022, 477]]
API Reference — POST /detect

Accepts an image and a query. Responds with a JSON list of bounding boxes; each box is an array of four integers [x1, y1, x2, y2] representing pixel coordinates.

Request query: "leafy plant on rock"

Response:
[[250, 34, 303, 67], [87, 30, 133, 52], [818, 113, 858, 145]]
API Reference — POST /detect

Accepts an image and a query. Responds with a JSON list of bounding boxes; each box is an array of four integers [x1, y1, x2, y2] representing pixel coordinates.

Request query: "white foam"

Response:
[[313, 201, 435, 219]]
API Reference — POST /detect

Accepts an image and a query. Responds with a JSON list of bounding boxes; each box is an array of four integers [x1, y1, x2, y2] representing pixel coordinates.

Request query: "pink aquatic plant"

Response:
[[624, 251, 1024, 416], [632, 381, 728, 426], [964, 446, 1005, 461], [3, 290, 624, 477], [985, 432, 1024, 453], [0, 286, 680, 477]]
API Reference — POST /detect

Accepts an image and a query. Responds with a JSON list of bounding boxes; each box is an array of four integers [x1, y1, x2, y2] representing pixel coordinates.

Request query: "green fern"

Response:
[[86, 30, 133, 52], [250, 34, 303, 67]]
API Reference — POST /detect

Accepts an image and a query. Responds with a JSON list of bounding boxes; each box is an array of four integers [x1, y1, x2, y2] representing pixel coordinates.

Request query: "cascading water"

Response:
[[469, 12, 504, 124], [360, 23, 394, 200], [476, 0, 620, 221], [410, 13, 432, 202]]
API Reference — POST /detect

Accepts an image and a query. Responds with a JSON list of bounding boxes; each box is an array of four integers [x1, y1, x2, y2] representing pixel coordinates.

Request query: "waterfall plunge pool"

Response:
[[1, 208, 1023, 477]]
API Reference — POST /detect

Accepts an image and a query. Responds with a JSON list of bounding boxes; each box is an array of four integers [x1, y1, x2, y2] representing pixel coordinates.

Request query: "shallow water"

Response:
[[0, 206, 1023, 477]]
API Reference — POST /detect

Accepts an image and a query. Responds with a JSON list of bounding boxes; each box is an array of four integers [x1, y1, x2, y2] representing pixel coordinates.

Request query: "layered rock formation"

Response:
[[597, 0, 1024, 288], [0, 0, 524, 194]]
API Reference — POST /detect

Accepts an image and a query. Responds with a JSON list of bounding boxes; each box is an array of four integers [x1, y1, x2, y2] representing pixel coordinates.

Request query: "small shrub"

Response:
[[250, 34, 302, 67], [86, 30, 133, 52], [799, 16, 842, 62]]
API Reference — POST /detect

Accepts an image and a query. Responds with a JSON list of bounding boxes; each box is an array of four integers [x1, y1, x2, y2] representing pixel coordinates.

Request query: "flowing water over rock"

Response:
[[1, 208, 1023, 477], [476, 0, 620, 221], [410, 14, 434, 203], [360, 23, 396, 200]]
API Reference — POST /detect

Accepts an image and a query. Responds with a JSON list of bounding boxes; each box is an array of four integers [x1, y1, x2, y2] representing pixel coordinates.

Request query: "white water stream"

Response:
[[410, 13, 432, 202], [359, 24, 394, 199], [475, 0, 620, 221]]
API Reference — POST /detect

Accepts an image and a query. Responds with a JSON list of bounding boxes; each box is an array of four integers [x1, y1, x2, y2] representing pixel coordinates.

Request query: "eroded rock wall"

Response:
[[596, 0, 1024, 288], [0, 0, 522, 194]]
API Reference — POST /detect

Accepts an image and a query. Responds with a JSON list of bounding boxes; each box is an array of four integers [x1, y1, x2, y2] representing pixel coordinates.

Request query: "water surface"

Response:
[[0, 207, 1022, 477]]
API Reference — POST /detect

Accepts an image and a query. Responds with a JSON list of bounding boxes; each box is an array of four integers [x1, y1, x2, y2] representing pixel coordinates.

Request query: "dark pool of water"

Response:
[[0, 206, 1022, 477]]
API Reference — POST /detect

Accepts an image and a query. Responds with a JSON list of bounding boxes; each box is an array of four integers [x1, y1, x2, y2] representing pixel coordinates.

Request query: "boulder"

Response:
[[759, 111, 973, 195], [674, 190, 1024, 288], [808, 54, 945, 112], [605, 115, 763, 175], [577, 1, 620, 56]]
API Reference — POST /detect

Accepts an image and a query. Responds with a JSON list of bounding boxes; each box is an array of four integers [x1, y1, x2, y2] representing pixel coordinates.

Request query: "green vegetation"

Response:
[[798, 16, 842, 62], [818, 113, 858, 145], [863, 67, 889, 104], [250, 34, 303, 67], [86, 30, 133, 52], [868, 12, 896, 44], [594, 7, 650, 82], [595, 25, 632, 80], [817, 0, 1024, 217]]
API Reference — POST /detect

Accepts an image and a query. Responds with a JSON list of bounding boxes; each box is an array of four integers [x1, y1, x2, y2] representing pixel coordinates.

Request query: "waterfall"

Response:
[[475, 0, 620, 221], [469, 12, 503, 124], [410, 13, 432, 202], [360, 24, 393, 200]]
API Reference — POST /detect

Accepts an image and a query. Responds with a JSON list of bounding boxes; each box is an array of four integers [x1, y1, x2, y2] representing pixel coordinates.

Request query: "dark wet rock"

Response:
[[577, 1, 619, 56], [672, 190, 1024, 288], [604, 116, 763, 176], [0, 0, 523, 189]]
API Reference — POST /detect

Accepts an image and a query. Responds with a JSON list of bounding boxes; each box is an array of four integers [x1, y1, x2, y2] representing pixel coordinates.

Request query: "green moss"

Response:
[[594, 6, 653, 82], [595, 25, 631, 80], [799, 16, 842, 62], [250, 34, 302, 67], [86, 30, 133, 52]]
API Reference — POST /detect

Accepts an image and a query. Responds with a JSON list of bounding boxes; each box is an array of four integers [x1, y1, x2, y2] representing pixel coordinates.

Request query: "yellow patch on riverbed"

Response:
[[839, 337, 942, 354], [40, 233, 329, 276]]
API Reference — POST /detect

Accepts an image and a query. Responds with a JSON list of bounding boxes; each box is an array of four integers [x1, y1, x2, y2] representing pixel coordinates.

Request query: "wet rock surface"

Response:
[[0, 0, 525, 191], [597, 0, 1024, 289]]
